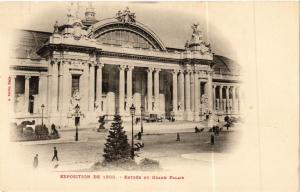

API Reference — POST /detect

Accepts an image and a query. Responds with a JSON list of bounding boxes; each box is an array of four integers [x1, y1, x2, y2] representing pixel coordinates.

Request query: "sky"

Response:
[[5, 1, 243, 61]]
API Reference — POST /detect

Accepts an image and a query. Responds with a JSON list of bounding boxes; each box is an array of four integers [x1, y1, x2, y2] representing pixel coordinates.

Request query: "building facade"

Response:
[[10, 6, 241, 128]]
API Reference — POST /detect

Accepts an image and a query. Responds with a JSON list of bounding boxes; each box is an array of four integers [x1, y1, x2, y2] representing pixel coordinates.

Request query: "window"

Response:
[[97, 30, 154, 49], [15, 76, 25, 94], [29, 76, 39, 95], [72, 75, 80, 96]]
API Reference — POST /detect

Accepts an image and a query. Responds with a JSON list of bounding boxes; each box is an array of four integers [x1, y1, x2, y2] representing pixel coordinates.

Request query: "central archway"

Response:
[[89, 19, 166, 51]]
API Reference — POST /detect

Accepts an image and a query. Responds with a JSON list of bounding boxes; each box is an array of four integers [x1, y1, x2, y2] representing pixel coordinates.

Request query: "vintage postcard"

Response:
[[0, 1, 298, 192]]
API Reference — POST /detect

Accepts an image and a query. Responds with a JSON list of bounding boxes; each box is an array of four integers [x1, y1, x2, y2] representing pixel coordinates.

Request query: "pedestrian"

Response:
[[216, 126, 219, 136], [176, 133, 180, 141], [137, 131, 142, 140], [51, 147, 59, 161], [195, 126, 199, 133], [210, 133, 215, 145], [33, 154, 38, 168]]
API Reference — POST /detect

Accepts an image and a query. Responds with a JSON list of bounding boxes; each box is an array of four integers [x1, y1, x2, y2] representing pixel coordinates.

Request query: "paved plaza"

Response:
[[13, 121, 239, 172]]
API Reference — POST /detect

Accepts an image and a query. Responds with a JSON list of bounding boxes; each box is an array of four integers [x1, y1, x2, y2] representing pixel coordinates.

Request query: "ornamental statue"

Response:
[[199, 43, 211, 54], [184, 40, 190, 50], [115, 7, 136, 23], [190, 23, 204, 44], [70, 89, 81, 107], [184, 22, 212, 55], [73, 22, 83, 40], [53, 21, 59, 33]]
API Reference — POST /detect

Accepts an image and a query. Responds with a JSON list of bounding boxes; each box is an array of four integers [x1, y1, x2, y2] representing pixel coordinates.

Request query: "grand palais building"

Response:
[[10, 5, 241, 128]]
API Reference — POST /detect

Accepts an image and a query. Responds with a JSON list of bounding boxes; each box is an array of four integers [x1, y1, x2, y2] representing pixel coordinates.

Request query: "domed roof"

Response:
[[213, 55, 240, 75], [88, 8, 166, 51]]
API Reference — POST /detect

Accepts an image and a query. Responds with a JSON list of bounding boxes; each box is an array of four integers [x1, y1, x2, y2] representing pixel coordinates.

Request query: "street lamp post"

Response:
[[130, 104, 136, 160], [140, 106, 144, 133], [41, 104, 45, 127], [74, 104, 80, 141]]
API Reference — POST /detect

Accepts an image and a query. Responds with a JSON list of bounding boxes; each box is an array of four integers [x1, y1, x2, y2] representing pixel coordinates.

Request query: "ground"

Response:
[[13, 121, 240, 171]]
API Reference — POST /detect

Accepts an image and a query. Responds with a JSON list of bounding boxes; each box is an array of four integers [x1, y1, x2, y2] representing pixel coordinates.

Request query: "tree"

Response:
[[224, 115, 231, 130], [103, 115, 131, 162]]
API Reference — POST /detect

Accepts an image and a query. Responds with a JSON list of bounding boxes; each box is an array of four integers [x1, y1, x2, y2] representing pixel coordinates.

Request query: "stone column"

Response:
[[58, 63, 64, 112], [96, 64, 103, 107], [179, 70, 185, 112], [119, 65, 126, 115], [38, 74, 48, 113], [236, 86, 240, 112], [185, 70, 191, 112], [10, 75, 16, 112], [226, 85, 230, 113], [216, 85, 219, 111], [51, 61, 59, 113], [154, 68, 160, 113], [147, 68, 153, 113], [126, 66, 134, 112], [194, 71, 200, 121], [24, 75, 30, 113], [47, 63, 52, 114], [190, 72, 195, 112], [207, 72, 213, 113], [80, 63, 89, 112], [172, 69, 178, 113], [89, 64, 95, 111], [220, 85, 223, 111], [62, 63, 71, 114], [232, 86, 236, 113], [213, 85, 216, 111]]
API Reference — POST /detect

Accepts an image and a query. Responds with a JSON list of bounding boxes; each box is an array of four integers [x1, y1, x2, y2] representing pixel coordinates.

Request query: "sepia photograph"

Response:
[[0, 1, 298, 192]]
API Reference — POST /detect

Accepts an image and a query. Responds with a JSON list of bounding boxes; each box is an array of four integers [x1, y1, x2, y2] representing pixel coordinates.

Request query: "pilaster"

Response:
[[89, 63, 95, 111], [51, 61, 59, 113]]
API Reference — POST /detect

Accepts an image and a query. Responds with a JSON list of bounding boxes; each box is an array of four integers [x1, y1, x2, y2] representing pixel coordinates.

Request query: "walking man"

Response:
[[51, 147, 59, 161], [210, 133, 215, 145], [137, 131, 142, 140], [176, 133, 181, 141], [33, 154, 38, 168]]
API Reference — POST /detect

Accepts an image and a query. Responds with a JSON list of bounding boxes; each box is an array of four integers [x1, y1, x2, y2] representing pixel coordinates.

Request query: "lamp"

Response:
[[140, 106, 144, 133], [129, 104, 135, 159], [74, 104, 80, 141], [41, 104, 45, 127]]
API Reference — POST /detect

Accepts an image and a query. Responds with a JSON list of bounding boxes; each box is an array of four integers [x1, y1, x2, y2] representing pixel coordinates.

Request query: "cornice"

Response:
[[10, 65, 48, 72]]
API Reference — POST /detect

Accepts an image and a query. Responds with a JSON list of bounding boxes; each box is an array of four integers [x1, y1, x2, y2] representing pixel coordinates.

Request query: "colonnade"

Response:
[[9, 74, 48, 114], [213, 84, 240, 114], [11, 62, 241, 122]]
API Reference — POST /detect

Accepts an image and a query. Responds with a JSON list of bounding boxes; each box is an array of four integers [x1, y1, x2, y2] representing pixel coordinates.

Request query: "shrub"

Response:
[[139, 158, 160, 170], [93, 159, 138, 171], [23, 127, 34, 137], [35, 125, 49, 137]]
